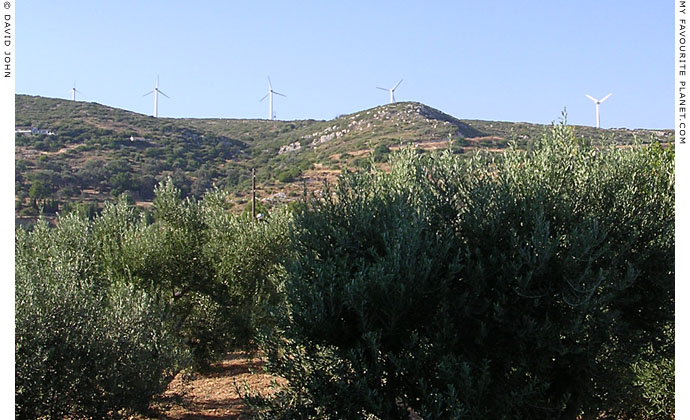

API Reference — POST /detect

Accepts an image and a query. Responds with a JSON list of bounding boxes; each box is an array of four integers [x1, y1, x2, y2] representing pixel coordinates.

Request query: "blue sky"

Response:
[[16, 1, 671, 128]]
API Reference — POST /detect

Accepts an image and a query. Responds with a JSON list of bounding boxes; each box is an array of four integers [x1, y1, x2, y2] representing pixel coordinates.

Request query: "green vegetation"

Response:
[[372, 143, 391, 161], [246, 123, 674, 419], [16, 182, 293, 418], [15, 95, 672, 221], [16, 211, 188, 418], [15, 96, 674, 418], [15, 95, 246, 217]]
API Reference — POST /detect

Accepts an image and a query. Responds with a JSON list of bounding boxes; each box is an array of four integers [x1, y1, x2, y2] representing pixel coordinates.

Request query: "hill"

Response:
[[15, 94, 673, 220]]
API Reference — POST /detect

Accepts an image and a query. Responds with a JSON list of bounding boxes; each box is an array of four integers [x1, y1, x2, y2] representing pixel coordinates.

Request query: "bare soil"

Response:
[[134, 352, 283, 420]]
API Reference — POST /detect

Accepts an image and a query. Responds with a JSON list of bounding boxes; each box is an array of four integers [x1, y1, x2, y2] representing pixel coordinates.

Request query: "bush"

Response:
[[99, 181, 293, 367], [449, 137, 468, 154], [249, 122, 674, 419], [137, 174, 158, 200], [77, 159, 108, 189], [277, 167, 301, 183], [15, 215, 189, 419], [62, 201, 100, 220], [202, 190, 292, 349], [629, 323, 674, 419], [372, 143, 391, 161], [15, 184, 294, 416], [109, 171, 136, 197]]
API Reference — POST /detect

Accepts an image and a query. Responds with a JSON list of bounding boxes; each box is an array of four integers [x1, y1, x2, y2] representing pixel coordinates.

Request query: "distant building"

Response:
[[15, 126, 55, 135], [130, 136, 147, 142], [15, 126, 32, 134]]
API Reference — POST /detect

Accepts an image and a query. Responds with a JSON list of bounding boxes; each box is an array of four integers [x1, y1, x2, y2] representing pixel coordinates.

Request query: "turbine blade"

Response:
[[585, 94, 597, 102], [393, 79, 403, 90], [268, 76, 273, 90], [260, 93, 269, 102], [143, 90, 154, 97], [376, 87, 389, 91], [273, 91, 286, 97], [158, 89, 170, 99], [600, 93, 612, 103]]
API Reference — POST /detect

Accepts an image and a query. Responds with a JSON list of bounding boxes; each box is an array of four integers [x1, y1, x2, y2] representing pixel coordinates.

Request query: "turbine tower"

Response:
[[585, 93, 612, 128], [260, 77, 286, 120], [377, 79, 403, 104], [143, 75, 170, 118], [70, 81, 83, 101]]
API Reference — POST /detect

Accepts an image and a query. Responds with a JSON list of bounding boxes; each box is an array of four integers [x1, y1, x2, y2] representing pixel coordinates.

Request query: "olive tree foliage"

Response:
[[248, 122, 674, 420], [113, 179, 293, 364], [16, 179, 294, 417], [201, 187, 292, 349], [15, 213, 188, 419]]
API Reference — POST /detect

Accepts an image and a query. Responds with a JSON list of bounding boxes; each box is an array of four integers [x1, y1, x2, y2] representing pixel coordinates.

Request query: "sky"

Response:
[[15, 1, 671, 129], [15, 1, 672, 129]]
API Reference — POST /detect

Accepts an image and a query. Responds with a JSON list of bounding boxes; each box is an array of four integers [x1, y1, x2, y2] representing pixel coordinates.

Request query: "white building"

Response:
[[15, 127, 55, 135], [15, 126, 32, 134]]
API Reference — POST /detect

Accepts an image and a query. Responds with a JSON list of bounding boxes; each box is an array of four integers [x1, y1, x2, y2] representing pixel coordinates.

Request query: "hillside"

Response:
[[15, 94, 673, 220]]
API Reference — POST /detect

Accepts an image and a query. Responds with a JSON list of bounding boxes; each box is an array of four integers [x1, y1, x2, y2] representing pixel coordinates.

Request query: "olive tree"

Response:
[[249, 123, 674, 420]]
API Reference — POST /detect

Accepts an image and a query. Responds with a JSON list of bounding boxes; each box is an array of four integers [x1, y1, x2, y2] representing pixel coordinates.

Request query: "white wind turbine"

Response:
[[143, 75, 170, 118], [70, 81, 83, 101], [377, 79, 403, 104], [260, 77, 286, 120], [585, 93, 612, 128]]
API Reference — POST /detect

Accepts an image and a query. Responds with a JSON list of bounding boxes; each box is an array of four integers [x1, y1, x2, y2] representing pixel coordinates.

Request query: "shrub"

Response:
[[200, 190, 293, 354], [15, 184, 294, 416], [15, 215, 188, 419], [277, 167, 301, 183], [249, 122, 674, 419], [372, 143, 391, 162], [109, 171, 136, 196], [63, 201, 100, 220], [17, 206, 38, 217], [28, 179, 50, 207], [101, 181, 293, 367], [449, 138, 468, 154]]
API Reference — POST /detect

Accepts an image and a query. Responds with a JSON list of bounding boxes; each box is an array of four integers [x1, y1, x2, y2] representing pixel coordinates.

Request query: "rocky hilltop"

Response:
[[15, 94, 673, 221]]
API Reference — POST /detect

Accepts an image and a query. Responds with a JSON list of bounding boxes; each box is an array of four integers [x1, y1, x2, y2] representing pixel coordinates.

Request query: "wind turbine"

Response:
[[377, 79, 403, 104], [70, 81, 82, 101], [585, 93, 612, 128], [143, 75, 170, 118], [260, 77, 286, 120]]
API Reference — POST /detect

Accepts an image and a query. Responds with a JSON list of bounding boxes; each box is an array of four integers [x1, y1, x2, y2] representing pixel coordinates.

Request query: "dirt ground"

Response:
[[135, 352, 282, 420]]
